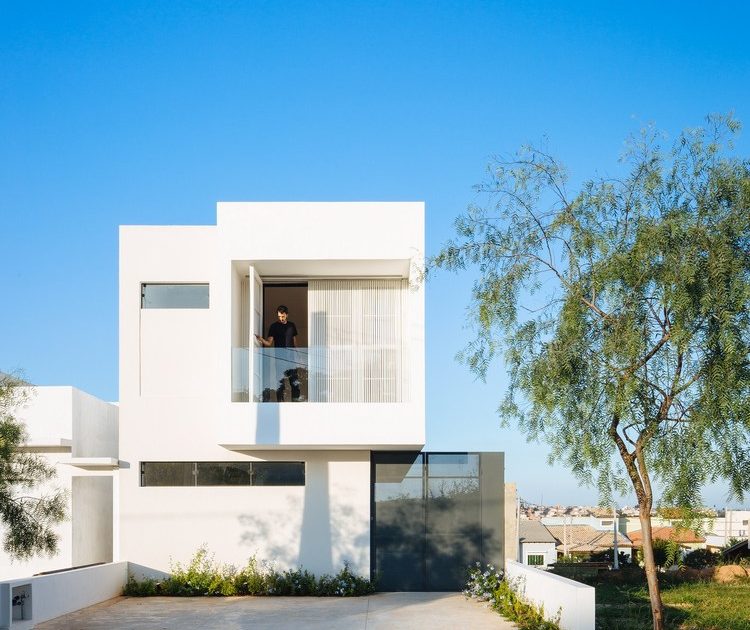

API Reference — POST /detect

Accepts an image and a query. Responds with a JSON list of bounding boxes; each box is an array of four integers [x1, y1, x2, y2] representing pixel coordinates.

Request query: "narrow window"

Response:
[[140, 461, 305, 486], [140, 462, 195, 486], [141, 283, 209, 308]]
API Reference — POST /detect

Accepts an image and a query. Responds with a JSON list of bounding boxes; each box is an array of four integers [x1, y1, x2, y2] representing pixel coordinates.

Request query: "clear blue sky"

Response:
[[2, 1, 749, 508]]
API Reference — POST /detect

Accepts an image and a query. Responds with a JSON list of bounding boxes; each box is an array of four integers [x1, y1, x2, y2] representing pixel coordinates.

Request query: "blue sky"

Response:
[[2, 1, 749, 507]]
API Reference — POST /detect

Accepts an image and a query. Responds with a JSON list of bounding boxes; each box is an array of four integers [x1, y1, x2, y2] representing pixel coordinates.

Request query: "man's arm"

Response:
[[254, 333, 273, 347]]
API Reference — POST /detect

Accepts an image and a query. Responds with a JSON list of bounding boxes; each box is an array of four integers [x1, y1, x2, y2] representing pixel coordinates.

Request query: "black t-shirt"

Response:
[[268, 321, 298, 348]]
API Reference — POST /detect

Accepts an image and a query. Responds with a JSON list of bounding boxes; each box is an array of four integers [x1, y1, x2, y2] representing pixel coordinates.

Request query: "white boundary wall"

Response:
[[0, 562, 127, 630], [505, 560, 595, 630]]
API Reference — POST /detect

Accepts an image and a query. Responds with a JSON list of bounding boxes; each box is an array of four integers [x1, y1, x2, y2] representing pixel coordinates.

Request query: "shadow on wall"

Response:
[[255, 398, 280, 444], [375, 484, 497, 591], [127, 562, 171, 582], [238, 460, 368, 575]]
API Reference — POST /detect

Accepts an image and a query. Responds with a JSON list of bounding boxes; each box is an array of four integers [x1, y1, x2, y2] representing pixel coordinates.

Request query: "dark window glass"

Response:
[[141, 284, 209, 308], [252, 462, 305, 486], [141, 462, 195, 486], [140, 461, 304, 486], [197, 462, 253, 486]]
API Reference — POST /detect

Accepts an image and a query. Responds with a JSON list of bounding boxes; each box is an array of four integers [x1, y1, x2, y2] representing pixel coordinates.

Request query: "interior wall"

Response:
[[263, 284, 308, 347]]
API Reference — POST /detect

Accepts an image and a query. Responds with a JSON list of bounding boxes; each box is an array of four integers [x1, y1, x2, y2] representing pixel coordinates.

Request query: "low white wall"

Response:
[[0, 561, 127, 630], [505, 560, 594, 630]]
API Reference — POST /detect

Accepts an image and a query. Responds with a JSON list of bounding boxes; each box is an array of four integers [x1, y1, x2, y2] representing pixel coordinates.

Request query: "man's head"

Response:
[[277, 305, 289, 323]]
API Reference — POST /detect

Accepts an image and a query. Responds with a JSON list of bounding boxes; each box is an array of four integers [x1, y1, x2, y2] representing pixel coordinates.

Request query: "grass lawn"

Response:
[[595, 576, 750, 630]]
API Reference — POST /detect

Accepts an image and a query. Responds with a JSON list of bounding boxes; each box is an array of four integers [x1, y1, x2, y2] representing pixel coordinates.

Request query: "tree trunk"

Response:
[[638, 505, 665, 630]]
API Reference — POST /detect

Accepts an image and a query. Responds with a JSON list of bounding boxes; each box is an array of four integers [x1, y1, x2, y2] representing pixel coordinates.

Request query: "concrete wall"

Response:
[[14, 387, 73, 445], [72, 477, 113, 566], [505, 560, 595, 630], [0, 387, 118, 580], [504, 483, 519, 562], [0, 562, 127, 630], [72, 389, 118, 458], [118, 450, 371, 577]]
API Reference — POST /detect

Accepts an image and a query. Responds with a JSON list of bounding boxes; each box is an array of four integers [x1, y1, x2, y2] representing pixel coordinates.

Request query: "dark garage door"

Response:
[[371, 451, 503, 591]]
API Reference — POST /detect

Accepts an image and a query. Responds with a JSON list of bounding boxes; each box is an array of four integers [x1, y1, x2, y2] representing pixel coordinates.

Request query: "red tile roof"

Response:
[[628, 526, 705, 545]]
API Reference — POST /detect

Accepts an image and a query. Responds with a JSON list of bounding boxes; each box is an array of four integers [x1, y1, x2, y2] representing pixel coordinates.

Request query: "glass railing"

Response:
[[232, 347, 250, 402], [255, 347, 309, 402], [231, 346, 406, 403]]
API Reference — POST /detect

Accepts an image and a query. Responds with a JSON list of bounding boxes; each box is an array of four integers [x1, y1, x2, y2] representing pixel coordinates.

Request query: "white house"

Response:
[[117, 202, 505, 591], [518, 520, 557, 568], [0, 387, 118, 580]]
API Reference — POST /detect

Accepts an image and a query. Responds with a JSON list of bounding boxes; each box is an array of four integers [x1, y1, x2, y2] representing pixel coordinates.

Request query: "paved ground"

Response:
[[38, 593, 517, 629]]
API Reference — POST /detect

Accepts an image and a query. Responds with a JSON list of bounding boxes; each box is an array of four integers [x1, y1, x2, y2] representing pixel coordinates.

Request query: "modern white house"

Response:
[[117, 202, 505, 591], [0, 387, 118, 580]]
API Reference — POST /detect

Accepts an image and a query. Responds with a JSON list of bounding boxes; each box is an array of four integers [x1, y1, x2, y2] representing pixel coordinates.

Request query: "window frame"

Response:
[[140, 283, 210, 309], [527, 554, 545, 566], [139, 461, 305, 487]]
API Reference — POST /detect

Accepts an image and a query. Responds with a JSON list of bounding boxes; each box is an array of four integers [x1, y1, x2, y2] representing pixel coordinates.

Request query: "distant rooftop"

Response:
[[519, 520, 557, 544]]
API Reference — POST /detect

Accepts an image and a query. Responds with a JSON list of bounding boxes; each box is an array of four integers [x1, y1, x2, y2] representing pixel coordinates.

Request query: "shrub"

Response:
[[123, 547, 374, 598], [163, 545, 237, 596], [464, 562, 559, 630], [683, 548, 719, 569], [555, 555, 582, 564], [123, 576, 158, 597], [316, 562, 375, 596], [233, 556, 271, 595]]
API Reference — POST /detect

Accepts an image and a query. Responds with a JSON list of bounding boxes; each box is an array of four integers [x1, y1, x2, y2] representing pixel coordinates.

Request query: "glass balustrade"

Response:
[[231, 346, 405, 403]]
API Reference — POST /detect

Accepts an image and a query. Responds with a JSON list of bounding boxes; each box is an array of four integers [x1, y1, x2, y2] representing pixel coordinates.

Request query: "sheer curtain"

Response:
[[308, 279, 408, 402]]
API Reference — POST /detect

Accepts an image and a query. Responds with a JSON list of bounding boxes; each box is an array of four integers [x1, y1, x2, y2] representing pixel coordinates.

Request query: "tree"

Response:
[[0, 372, 66, 559], [431, 115, 750, 630]]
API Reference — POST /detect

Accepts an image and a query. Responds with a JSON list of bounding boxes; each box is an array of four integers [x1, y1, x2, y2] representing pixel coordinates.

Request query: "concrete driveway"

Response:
[[38, 592, 517, 629]]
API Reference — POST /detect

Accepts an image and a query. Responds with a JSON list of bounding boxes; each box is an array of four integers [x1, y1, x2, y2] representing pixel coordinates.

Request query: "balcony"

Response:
[[232, 346, 406, 403]]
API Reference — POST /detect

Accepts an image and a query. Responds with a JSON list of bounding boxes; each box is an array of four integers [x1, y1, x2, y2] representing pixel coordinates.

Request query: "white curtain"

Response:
[[308, 279, 408, 402]]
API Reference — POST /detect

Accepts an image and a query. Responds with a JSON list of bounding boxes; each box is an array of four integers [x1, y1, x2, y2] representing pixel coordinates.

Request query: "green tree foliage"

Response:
[[0, 372, 66, 559], [431, 115, 750, 630]]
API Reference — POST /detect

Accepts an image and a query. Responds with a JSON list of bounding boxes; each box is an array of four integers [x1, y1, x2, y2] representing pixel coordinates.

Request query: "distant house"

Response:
[[722, 538, 750, 562], [628, 526, 705, 553], [518, 520, 557, 568], [545, 524, 633, 560]]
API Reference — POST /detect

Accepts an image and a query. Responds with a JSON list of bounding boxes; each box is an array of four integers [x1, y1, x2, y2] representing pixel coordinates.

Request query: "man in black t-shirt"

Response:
[[255, 305, 300, 401]]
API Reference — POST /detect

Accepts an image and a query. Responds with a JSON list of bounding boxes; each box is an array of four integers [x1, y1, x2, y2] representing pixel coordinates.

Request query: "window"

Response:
[[140, 462, 304, 486], [601, 520, 613, 526], [742, 520, 748, 526], [141, 284, 209, 308], [527, 554, 545, 566]]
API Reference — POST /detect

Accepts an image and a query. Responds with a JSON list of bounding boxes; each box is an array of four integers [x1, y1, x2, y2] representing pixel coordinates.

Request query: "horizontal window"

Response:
[[140, 461, 305, 486], [527, 554, 545, 566], [141, 283, 209, 309]]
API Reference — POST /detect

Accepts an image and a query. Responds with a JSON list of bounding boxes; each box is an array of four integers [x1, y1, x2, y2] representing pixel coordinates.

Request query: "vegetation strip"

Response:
[[124, 547, 375, 597]]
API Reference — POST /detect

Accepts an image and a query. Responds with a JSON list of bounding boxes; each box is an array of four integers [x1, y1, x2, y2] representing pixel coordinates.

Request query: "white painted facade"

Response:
[[118, 202, 425, 577], [0, 387, 118, 580], [520, 542, 557, 568]]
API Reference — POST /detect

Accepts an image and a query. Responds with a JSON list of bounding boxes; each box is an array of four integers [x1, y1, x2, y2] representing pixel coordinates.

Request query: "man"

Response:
[[255, 305, 300, 401]]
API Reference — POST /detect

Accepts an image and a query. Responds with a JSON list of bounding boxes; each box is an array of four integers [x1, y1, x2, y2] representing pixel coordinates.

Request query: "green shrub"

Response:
[[465, 563, 559, 630], [123, 576, 158, 597], [683, 548, 719, 569], [233, 556, 271, 595], [123, 547, 374, 598], [162, 546, 237, 596], [316, 562, 375, 596]]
